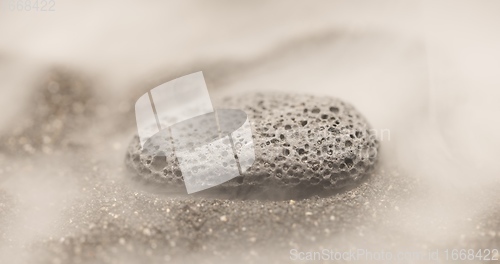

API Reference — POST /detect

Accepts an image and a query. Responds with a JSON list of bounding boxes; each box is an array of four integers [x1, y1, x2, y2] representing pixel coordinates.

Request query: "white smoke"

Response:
[[0, 0, 499, 263]]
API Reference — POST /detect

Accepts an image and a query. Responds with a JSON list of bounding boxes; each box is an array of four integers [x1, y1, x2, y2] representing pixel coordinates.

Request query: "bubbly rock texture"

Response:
[[125, 93, 378, 194]]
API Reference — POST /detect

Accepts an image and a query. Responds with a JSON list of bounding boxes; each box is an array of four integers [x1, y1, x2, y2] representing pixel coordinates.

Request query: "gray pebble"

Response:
[[125, 92, 378, 197]]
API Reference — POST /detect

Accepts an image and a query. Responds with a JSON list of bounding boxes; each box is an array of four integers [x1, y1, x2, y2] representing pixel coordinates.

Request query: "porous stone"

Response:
[[125, 92, 378, 195]]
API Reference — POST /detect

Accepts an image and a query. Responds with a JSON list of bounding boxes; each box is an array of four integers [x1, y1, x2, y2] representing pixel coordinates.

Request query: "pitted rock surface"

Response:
[[125, 93, 378, 193]]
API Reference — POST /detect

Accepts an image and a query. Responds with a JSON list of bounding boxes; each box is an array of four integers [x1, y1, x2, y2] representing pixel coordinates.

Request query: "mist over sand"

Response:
[[1, 1, 499, 263]]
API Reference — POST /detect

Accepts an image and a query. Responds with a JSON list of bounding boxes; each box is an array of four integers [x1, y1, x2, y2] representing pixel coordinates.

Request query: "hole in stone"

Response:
[[344, 158, 354, 168], [329, 106, 339, 113], [150, 156, 167, 171]]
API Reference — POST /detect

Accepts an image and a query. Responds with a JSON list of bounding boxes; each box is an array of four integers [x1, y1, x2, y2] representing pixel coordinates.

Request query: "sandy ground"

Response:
[[1, 1, 500, 263]]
